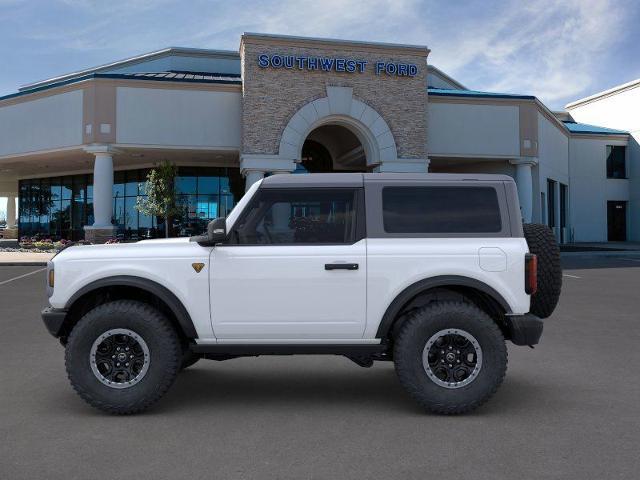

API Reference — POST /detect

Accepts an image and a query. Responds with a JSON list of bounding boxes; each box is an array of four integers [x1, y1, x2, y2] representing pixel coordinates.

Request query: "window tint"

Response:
[[606, 145, 626, 179], [234, 189, 357, 245], [382, 186, 501, 234]]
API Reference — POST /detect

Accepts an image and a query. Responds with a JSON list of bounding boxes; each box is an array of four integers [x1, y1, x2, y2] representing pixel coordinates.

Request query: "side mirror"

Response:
[[190, 217, 227, 245], [207, 217, 227, 244]]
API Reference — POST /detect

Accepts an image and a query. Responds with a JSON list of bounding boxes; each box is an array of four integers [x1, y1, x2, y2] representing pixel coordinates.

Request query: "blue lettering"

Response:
[[335, 58, 346, 72], [386, 63, 397, 75], [346, 60, 356, 73], [357, 61, 367, 73], [375, 62, 385, 75], [308, 57, 318, 70], [258, 54, 269, 68], [320, 57, 335, 71], [398, 64, 408, 76], [271, 55, 283, 68], [408, 64, 417, 76], [283, 56, 295, 69], [297, 56, 307, 69]]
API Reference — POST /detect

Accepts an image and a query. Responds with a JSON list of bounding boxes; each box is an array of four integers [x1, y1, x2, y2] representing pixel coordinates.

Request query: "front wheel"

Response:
[[65, 300, 182, 414], [394, 301, 507, 414]]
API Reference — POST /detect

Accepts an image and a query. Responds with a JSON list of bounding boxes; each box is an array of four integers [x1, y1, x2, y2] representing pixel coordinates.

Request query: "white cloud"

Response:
[[426, 0, 631, 107], [3, 0, 635, 108]]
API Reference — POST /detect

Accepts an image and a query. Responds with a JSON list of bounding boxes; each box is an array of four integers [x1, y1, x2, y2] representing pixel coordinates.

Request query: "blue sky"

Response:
[[1, 0, 640, 217], [0, 0, 639, 109]]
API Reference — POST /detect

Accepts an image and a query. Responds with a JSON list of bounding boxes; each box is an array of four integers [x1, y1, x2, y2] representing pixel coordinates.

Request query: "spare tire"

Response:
[[523, 223, 562, 318]]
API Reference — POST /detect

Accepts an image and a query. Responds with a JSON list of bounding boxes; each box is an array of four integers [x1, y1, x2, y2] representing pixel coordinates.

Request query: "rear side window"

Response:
[[382, 186, 502, 234]]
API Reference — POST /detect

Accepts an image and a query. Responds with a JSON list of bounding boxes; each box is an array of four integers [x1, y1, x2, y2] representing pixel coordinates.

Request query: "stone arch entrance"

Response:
[[301, 123, 366, 172], [278, 86, 398, 171]]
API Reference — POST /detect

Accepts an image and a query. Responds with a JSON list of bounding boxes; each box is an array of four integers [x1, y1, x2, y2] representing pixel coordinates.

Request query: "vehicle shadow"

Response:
[[150, 361, 557, 417]]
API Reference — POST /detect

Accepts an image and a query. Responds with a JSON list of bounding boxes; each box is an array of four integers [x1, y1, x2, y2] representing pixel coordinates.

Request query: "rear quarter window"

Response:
[[382, 186, 502, 234]]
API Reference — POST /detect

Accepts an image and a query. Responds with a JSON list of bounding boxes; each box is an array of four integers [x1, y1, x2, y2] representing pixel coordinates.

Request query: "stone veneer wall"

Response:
[[241, 37, 428, 160]]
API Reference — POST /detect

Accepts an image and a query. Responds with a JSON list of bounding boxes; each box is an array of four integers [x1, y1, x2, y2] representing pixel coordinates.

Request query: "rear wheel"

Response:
[[394, 301, 507, 414], [65, 300, 182, 414]]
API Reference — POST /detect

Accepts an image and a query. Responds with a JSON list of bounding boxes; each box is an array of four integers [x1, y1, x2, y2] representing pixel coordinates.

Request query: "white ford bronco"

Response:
[[42, 173, 561, 415]]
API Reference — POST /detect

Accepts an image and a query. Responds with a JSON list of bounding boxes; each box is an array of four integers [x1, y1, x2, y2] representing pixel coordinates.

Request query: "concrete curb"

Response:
[[561, 251, 640, 257], [0, 262, 48, 266]]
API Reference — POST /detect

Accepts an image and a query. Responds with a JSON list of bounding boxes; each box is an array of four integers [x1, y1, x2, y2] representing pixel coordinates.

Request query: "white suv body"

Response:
[[47, 174, 529, 343], [43, 173, 555, 415]]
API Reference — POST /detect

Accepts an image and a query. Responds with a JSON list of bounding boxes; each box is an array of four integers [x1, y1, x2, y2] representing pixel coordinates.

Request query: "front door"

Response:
[[210, 187, 366, 340], [607, 201, 627, 241]]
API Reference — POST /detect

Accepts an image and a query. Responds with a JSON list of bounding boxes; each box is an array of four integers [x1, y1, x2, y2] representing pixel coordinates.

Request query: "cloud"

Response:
[[426, 0, 633, 107], [1, 0, 637, 108]]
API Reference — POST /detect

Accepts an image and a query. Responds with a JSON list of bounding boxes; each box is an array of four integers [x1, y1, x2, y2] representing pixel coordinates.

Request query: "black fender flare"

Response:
[[375, 275, 512, 339], [65, 275, 198, 338]]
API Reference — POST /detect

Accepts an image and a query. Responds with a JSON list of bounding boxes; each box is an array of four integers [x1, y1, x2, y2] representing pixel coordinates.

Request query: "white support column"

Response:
[[243, 170, 265, 192], [240, 154, 295, 192], [510, 158, 537, 223], [84, 145, 117, 243], [6, 195, 16, 229]]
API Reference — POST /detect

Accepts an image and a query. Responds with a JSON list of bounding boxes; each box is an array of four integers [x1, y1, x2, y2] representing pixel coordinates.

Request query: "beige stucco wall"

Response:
[[240, 36, 428, 159]]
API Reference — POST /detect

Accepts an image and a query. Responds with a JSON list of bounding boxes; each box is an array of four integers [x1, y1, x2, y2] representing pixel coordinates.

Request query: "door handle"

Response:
[[325, 263, 359, 271]]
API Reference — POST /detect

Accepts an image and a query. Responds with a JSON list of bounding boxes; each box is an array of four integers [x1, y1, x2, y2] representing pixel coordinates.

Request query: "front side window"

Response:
[[606, 145, 626, 179], [233, 189, 358, 245], [382, 186, 502, 234]]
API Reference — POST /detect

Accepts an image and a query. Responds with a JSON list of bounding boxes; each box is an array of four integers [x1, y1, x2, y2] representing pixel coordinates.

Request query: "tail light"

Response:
[[525, 253, 537, 295]]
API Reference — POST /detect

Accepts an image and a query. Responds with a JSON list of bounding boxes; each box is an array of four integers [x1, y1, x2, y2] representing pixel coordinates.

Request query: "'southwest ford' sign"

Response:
[[257, 53, 418, 77]]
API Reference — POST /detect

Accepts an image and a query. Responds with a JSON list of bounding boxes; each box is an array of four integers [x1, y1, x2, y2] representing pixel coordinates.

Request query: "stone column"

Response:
[[510, 158, 537, 223], [84, 145, 117, 243]]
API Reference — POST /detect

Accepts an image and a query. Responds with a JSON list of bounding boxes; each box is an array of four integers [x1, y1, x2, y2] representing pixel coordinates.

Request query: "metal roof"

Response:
[[562, 121, 628, 135], [0, 71, 241, 103], [19, 47, 240, 92], [428, 87, 535, 100]]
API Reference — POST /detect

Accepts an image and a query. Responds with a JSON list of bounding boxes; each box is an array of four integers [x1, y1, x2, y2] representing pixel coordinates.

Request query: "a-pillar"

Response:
[[84, 145, 117, 243], [510, 158, 537, 223]]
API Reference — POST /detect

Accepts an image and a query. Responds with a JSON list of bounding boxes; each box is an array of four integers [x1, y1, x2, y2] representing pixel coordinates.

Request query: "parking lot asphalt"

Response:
[[1, 255, 640, 480]]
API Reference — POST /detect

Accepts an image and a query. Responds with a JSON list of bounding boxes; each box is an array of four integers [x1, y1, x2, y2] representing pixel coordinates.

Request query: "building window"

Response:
[[547, 179, 556, 228], [18, 167, 242, 241], [606, 145, 626, 179], [382, 186, 502, 234]]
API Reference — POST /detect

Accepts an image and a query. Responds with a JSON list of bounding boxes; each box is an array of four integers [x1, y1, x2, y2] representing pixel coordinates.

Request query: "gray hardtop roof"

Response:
[[260, 172, 515, 188]]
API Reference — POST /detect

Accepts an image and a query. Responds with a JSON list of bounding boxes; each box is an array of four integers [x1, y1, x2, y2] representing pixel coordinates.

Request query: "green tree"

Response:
[[136, 161, 182, 238]]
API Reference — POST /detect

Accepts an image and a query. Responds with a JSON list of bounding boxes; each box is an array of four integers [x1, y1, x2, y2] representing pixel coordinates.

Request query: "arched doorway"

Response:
[[299, 124, 367, 173]]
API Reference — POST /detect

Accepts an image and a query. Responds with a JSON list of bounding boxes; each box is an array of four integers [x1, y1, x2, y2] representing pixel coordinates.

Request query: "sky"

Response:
[[1, 0, 640, 216]]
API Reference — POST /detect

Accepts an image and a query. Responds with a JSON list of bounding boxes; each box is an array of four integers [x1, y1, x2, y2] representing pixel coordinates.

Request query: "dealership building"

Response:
[[0, 33, 637, 243]]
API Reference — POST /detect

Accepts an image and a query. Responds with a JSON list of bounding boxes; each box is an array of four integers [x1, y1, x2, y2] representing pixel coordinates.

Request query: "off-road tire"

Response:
[[180, 350, 201, 370], [523, 223, 562, 318], [394, 301, 507, 414], [65, 300, 182, 414]]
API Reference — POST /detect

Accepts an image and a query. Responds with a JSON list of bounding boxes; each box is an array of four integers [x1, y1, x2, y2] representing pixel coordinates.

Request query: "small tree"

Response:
[[136, 161, 182, 238]]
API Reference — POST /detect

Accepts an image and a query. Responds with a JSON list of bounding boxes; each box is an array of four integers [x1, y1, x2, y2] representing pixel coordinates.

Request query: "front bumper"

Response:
[[41, 307, 68, 338], [506, 314, 543, 346]]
